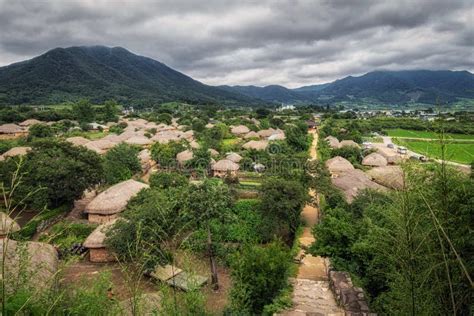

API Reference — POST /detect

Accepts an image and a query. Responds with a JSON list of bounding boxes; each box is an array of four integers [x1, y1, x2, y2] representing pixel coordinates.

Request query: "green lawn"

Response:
[[387, 129, 474, 140], [395, 139, 474, 164]]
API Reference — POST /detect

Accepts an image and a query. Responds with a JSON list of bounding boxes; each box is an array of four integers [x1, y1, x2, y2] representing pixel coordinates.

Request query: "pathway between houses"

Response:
[[281, 130, 343, 316]]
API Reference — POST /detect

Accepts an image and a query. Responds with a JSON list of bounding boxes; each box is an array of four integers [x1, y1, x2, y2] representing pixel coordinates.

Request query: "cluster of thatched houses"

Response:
[[324, 135, 405, 203]]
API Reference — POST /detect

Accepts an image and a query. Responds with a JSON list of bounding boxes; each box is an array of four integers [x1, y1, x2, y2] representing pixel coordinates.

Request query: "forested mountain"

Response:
[[222, 70, 474, 105], [0, 45, 472, 106], [0, 46, 261, 106]]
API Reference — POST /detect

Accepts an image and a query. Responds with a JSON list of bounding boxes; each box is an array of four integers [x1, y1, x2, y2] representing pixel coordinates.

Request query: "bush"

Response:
[[103, 143, 141, 184], [149, 172, 188, 189], [39, 221, 96, 255], [229, 241, 291, 314]]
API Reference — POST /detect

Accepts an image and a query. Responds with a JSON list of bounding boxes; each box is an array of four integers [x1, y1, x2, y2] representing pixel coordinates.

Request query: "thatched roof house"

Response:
[[325, 136, 340, 149], [340, 140, 360, 148], [332, 169, 387, 203], [125, 135, 153, 146], [176, 150, 194, 165], [0, 123, 26, 136], [208, 148, 219, 157], [268, 132, 286, 141], [83, 219, 117, 262], [258, 128, 276, 138], [183, 130, 194, 140], [325, 156, 355, 175], [366, 166, 404, 189], [231, 125, 250, 135], [362, 152, 388, 167], [0, 213, 20, 238], [374, 145, 402, 164], [243, 140, 269, 151], [66, 136, 90, 147], [84, 139, 117, 155], [189, 140, 200, 149], [2, 146, 31, 159], [0, 239, 58, 291], [244, 131, 260, 139], [212, 159, 239, 177], [205, 123, 215, 129], [138, 149, 154, 172], [85, 180, 149, 223], [226, 152, 243, 163], [19, 119, 43, 127], [151, 131, 182, 144]]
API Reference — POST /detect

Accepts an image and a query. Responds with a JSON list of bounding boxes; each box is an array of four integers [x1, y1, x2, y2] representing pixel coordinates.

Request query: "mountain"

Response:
[[0, 46, 261, 106], [222, 70, 474, 105]]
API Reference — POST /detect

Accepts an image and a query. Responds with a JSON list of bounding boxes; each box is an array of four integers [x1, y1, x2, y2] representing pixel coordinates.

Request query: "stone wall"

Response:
[[328, 269, 375, 316], [88, 213, 117, 224], [89, 248, 116, 263]]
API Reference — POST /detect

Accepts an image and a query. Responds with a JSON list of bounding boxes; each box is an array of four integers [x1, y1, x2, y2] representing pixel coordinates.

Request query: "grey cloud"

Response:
[[0, 0, 472, 87]]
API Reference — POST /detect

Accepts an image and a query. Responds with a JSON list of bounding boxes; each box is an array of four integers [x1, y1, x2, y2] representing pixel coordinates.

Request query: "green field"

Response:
[[387, 129, 474, 140], [395, 139, 474, 164]]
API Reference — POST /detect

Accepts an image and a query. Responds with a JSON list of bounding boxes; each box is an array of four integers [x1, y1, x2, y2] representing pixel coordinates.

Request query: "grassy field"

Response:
[[387, 129, 474, 140], [395, 139, 474, 164]]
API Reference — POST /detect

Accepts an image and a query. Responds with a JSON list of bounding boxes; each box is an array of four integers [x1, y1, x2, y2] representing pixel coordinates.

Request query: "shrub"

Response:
[[149, 172, 188, 189], [103, 143, 141, 184]]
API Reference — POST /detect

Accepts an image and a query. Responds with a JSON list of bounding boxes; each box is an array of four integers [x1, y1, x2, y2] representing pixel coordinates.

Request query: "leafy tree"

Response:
[[73, 99, 95, 123], [150, 141, 185, 167], [285, 122, 309, 152], [183, 180, 233, 289], [259, 177, 308, 239], [149, 172, 188, 189], [0, 140, 103, 209], [156, 113, 172, 125], [188, 147, 211, 173], [191, 118, 206, 133], [103, 100, 119, 122], [103, 143, 141, 184], [27, 124, 54, 139], [256, 108, 270, 119], [229, 241, 291, 314]]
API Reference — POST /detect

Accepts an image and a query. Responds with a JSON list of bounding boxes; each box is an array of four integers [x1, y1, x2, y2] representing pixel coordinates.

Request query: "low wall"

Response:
[[328, 268, 375, 316]]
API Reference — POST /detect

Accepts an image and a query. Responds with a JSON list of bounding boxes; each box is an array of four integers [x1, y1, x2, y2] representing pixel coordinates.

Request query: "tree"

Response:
[[149, 172, 188, 189], [259, 177, 308, 239], [285, 122, 309, 152], [73, 99, 95, 123], [183, 180, 233, 289], [156, 113, 172, 125], [229, 241, 291, 314], [150, 141, 185, 168], [103, 100, 119, 122], [27, 123, 54, 139], [103, 143, 141, 184], [0, 140, 104, 210], [191, 118, 206, 133]]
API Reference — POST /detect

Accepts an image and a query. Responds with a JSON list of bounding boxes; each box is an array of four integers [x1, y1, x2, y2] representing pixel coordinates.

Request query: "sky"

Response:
[[0, 0, 472, 88]]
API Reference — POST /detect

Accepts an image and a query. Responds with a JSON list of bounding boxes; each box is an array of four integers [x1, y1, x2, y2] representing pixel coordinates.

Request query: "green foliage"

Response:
[[150, 141, 185, 167], [157, 113, 173, 125], [192, 118, 206, 132], [149, 172, 188, 189], [72, 99, 95, 123], [13, 206, 67, 240], [103, 143, 141, 184], [102, 99, 119, 122], [331, 146, 363, 166], [285, 122, 310, 152], [39, 220, 96, 255], [259, 177, 308, 238], [27, 123, 54, 139], [229, 241, 291, 314], [0, 140, 104, 210]]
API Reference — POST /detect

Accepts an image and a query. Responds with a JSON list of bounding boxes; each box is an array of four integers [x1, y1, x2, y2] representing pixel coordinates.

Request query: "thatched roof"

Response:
[[226, 152, 243, 163], [183, 130, 194, 140], [2, 146, 31, 158], [84, 139, 117, 154], [86, 180, 149, 215], [176, 150, 194, 164], [83, 219, 117, 248], [0, 212, 20, 235], [374, 145, 402, 164], [189, 140, 200, 149], [0, 239, 58, 291], [138, 149, 151, 164], [340, 140, 360, 148], [332, 169, 387, 203], [244, 131, 260, 139], [151, 131, 182, 144], [325, 156, 354, 174], [212, 159, 239, 171], [0, 123, 24, 134], [325, 136, 340, 149], [362, 152, 388, 167], [258, 128, 276, 138], [66, 136, 90, 147], [243, 140, 269, 151], [231, 125, 250, 135], [208, 148, 219, 157], [205, 123, 215, 129], [268, 132, 285, 141], [366, 166, 404, 189], [125, 135, 153, 146], [103, 131, 134, 143], [19, 119, 43, 126]]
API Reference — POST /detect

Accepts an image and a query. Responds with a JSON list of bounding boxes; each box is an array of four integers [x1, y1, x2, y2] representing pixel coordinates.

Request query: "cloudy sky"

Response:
[[0, 0, 472, 88]]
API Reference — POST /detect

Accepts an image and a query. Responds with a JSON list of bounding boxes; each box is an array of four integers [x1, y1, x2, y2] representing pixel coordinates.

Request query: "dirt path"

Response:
[[282, 130, 343, 315]]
